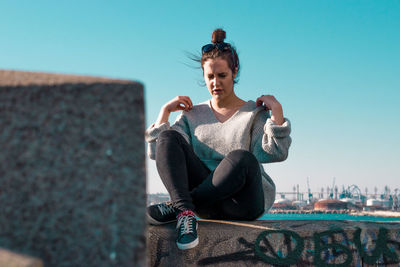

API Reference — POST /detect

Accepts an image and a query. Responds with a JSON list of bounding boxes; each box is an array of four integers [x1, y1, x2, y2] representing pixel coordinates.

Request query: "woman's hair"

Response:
[[201, 29, 240, 84]]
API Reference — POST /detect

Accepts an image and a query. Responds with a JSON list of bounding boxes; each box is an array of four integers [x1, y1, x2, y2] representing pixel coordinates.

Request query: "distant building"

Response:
[[147, 193, 170, 205], [314, 200, 347, 210]]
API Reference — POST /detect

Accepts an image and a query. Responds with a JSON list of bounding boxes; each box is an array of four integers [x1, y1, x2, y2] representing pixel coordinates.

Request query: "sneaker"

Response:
[[176, 210, 199, 250], [147, 201, 177, 225]]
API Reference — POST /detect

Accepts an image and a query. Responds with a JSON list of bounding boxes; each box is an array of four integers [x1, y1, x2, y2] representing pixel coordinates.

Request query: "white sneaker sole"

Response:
[[176, 237, 199, 250]]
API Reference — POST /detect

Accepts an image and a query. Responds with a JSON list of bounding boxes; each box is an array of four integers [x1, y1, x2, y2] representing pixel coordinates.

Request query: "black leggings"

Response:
[[155, 130, 265, 220]]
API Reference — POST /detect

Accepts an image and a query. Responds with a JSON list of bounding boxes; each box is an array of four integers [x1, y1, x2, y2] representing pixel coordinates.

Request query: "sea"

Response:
[[258, 213, 400, 222]]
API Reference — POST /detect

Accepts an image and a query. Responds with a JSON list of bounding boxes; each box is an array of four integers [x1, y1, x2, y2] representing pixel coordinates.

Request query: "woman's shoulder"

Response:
[[240, 100, 271, 124], [194, 100, 211, 110], [181, 100, 211, 119], [243, 100, 256, 109], [184, 100, 210, 114], [241, 100, 265, 114]]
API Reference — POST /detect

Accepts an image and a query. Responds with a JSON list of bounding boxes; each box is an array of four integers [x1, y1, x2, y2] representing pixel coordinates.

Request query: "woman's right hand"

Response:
[[155, 96, 193, 127], [163, 96, 193, 113]]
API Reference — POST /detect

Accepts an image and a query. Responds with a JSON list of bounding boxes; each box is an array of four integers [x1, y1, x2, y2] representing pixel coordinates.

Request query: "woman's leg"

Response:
[[155, 130, 212, 250], [191, 149, 265, 220], [156, 130, 211, 212]]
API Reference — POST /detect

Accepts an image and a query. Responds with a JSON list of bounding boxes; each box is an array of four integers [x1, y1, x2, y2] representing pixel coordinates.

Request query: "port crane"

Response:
[[307, 177, 312, 203], [330, 177, 336, 199], [349, 185, 362, 200]]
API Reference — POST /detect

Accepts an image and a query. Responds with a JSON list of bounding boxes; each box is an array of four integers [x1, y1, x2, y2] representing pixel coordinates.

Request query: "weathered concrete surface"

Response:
[[148, 219, 400, 267], [0, 249, 43, 267], [0, 70, 135, 86], [0, 70, 146, 266]]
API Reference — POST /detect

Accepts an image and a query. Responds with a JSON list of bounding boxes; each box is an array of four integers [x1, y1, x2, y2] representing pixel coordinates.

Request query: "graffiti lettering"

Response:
[[353, 227, 398, 264], [255, 229, 304, 265], [251, 227, 399, 266], [313, 229, 352, 266], [196, 226, 399, 266]]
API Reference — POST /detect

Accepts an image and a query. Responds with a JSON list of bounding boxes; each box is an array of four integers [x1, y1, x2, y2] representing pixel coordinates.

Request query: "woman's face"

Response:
[[203, 57, 236, 102]]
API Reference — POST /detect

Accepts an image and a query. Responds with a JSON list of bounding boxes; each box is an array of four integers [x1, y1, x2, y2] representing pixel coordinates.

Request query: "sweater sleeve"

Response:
[[250, 110, 292, 163], [144, 112, 192, 160]]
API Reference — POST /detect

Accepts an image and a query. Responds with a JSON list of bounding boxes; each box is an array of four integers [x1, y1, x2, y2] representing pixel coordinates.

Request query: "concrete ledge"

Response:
[[0, 69, 134, 86], [148, 220, 400, 266], [0, 249, 43, 267]]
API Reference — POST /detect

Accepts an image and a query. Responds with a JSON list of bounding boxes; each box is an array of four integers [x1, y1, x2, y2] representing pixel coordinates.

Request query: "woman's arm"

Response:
[[155, 96, 193, 127], [251, 95, 291, 163], [145, 96, 193, 160], [256, 95, 284, 125]]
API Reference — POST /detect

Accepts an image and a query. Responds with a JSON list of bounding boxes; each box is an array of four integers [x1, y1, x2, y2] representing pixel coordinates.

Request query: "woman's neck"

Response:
[[210, 95, 246, 123], [211, 94, 245, 110]]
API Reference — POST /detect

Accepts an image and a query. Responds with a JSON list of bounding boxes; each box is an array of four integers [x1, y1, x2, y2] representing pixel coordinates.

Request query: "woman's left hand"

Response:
[[256, 94, 285, 125]]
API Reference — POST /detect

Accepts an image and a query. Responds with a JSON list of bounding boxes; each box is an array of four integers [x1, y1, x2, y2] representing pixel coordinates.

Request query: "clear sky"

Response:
[[1, 1, 399, 195]]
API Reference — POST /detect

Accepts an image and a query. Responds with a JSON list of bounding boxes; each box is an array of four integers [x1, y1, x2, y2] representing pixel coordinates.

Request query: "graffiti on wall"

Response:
[[197, 227, 400, 266]]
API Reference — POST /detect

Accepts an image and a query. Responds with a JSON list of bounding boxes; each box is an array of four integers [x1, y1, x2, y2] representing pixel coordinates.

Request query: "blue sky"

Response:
[[1, 0, 399, 195]]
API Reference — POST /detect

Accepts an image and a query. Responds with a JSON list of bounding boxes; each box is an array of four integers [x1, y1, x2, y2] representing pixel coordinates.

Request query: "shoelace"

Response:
[[157, 203, 175, 216], [176, 215, 196, 235]]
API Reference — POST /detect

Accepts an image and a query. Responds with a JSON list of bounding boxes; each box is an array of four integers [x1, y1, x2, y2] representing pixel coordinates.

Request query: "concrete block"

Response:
[[0, 70, 146, 267]]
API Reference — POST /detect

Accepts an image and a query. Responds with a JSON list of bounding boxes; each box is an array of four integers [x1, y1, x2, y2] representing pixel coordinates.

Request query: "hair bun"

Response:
[[212, 29, 226, 44]]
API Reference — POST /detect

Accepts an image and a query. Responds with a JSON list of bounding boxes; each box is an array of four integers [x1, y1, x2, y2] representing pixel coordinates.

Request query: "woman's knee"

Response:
[[158, 129, 182, 141], [226, 149, 259, 168], [156, 130, 185, 156], [157, 130, 188, 147]]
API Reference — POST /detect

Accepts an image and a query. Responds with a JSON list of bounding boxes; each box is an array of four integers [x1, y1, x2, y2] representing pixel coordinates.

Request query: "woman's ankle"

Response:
[[176, 210, 195, 218]]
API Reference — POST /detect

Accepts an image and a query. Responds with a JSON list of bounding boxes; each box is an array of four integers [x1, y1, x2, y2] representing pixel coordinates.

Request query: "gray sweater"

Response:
[[145, 100, 292, 211]]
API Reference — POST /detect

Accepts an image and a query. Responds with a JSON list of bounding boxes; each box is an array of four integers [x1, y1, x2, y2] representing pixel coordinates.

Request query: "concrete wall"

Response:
[[148, 219, 400, 266], [0, 70, 146, 266]]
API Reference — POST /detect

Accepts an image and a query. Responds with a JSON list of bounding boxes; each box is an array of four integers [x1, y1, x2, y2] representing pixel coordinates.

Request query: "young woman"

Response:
[[145, 29, 291, 250]]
